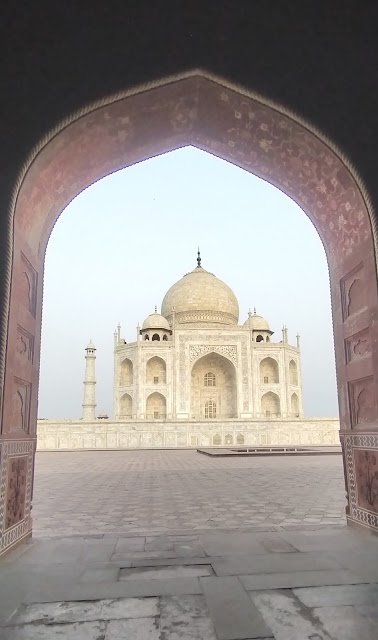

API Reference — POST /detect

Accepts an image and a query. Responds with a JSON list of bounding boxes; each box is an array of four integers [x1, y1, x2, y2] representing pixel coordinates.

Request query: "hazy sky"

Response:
[[39, 146, 338, 419]]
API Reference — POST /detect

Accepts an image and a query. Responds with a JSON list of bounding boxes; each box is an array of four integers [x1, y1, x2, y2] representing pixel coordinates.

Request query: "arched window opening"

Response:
[[119, 393, 132, 418], [152, 333, 160, 341], [213, 434, 222, 446], [205, 400, 217, 419], [144, 334, 149, 341], [236, 433, 245, 445], [260, 357, 279, 384], [146, 356, 166, 385], [289, 359, 298, 385], [162, 334, 168, 341], [146, 392, 166, 419], [266, 336, 270, 342], [261, 391, 281, 418], [291, 392, 299, 417], [225, 433, 233, 445], [204, 372, 216, 387], [119, 358, 133, 386], [256, 335, 264, 342]]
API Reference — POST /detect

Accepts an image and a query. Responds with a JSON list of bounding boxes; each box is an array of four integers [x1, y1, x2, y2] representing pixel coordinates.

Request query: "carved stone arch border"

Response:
[[189, 346, 238, 370], [145, 389, 168, 400], [1, 69, 378, 553], [261, 389, 281, 399], [145, 354, 168, 365]]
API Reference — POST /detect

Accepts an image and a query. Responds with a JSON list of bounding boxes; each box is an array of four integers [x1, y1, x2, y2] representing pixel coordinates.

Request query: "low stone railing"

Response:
[[36, 418, 340, 450]]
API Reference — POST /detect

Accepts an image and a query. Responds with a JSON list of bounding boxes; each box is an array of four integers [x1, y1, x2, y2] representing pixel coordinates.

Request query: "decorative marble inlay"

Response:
[[354, 449, 378, 512], [341, 263, 367, 321], [16, 326, 34, 363], [12, 378, 31, 433], [0, 440, 34, 553], [5, 456, 27, 530], [348, 376, 376, 427], [189, 345, 237, 364], [345, 434, 378, 529], [20, 253, 38, 318], [345, 328, 371, 363]]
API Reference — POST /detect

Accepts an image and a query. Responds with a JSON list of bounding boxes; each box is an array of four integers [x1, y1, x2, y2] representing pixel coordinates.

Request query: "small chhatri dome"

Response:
[[244, 309, 271, 331], [86, 340, 96, 350], [142, 311, 170, 331], [161, 251, 239, 325]]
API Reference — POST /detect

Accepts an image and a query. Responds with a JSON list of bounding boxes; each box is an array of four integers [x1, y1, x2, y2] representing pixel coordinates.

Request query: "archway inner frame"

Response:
[[1, 71, 378, 555]]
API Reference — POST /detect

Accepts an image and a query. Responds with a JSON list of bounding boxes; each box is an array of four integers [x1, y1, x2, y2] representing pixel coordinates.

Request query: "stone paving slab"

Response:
[[3, 620, 108, 640], [251, 590, 331, 640], [66, 577, 204, 600], [201, 576, 272, 639], [313, 606, 378, 640], [212, 551, 343, 576], [293, 583, 378, 607], [119, 565, 213, 580], [240, 569, 368, 590], [8, 597, 159, 625]]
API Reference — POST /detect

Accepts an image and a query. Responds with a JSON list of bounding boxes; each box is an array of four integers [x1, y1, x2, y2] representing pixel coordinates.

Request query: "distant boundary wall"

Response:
[[36, 418, 340, 450]]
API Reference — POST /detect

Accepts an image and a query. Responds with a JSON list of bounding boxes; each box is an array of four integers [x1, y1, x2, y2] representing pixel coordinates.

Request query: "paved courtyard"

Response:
[[2, 450, 378, 639], [32, 450, 346, 537]]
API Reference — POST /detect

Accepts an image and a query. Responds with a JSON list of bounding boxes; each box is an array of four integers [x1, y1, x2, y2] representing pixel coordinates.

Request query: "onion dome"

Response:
[[161, 251, 239, 325], [142, 311, 170, 331], [244, 309, 273, 334]]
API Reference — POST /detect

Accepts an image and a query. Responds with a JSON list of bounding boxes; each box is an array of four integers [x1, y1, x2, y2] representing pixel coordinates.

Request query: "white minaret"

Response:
[[82, 340, 96, 421]]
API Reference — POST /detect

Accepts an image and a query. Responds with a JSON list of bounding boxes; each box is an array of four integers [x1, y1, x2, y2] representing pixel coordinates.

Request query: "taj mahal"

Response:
[[112, 251, 303, 422], [37, 252, 339, 451]]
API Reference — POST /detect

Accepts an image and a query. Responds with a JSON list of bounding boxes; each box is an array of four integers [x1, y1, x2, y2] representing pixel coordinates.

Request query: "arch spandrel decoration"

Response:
[[0, 70, 378, 554], [189, 345, 237, 366]]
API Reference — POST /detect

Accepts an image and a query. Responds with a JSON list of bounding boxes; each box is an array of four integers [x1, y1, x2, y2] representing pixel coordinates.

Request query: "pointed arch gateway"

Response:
[[146, 392, 166, 419], [0, 71, 377, 552], [191, 352, 237, 419]]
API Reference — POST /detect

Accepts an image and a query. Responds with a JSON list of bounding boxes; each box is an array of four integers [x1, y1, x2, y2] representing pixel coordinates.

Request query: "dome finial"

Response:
[[154, 305, 157, 313], [254, 307, 257, 315], [197, 247, 201, 267]]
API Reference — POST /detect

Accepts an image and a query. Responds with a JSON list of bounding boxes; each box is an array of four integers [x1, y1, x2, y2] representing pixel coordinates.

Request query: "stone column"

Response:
[[82, 341, 96, 421]]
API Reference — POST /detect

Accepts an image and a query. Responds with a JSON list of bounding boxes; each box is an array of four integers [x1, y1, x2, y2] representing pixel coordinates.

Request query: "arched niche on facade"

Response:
[[260, 357, 279, 384], [236, 433, 245, 445], [261, 391, 281, 418], [119, 358, 133, 386], [146, 392, 166, 419], [291, 392, 299, 417], [119, 393, 132, 418], [191, 352, 237, 419], [1, 69, 378, 552], [146, 356, 166, 385], [213, 434, 222, 446], [289, 360, 298, 386]]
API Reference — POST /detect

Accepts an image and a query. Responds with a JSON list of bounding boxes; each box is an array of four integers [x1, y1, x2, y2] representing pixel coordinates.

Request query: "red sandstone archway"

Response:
[[1, 71, 378, 554]]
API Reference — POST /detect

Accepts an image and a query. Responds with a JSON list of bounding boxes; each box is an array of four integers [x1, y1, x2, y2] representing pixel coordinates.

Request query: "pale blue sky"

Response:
[[39, 146, 338, 418]]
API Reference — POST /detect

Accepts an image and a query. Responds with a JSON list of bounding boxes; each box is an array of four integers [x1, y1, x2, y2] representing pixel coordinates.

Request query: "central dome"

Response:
[[161, 263, 239, 326]]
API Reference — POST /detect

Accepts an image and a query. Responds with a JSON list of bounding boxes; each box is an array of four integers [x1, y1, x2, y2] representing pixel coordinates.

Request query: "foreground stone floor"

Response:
[[1, 450, 378, 639], [32, 450, 346, 536]]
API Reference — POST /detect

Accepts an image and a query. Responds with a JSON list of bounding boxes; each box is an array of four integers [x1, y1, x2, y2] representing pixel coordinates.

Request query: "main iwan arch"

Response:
[[1, 71, 378, 554]]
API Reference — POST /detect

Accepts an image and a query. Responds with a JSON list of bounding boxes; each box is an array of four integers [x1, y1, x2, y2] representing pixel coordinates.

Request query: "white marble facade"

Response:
[[114, 254, 304, 422]]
